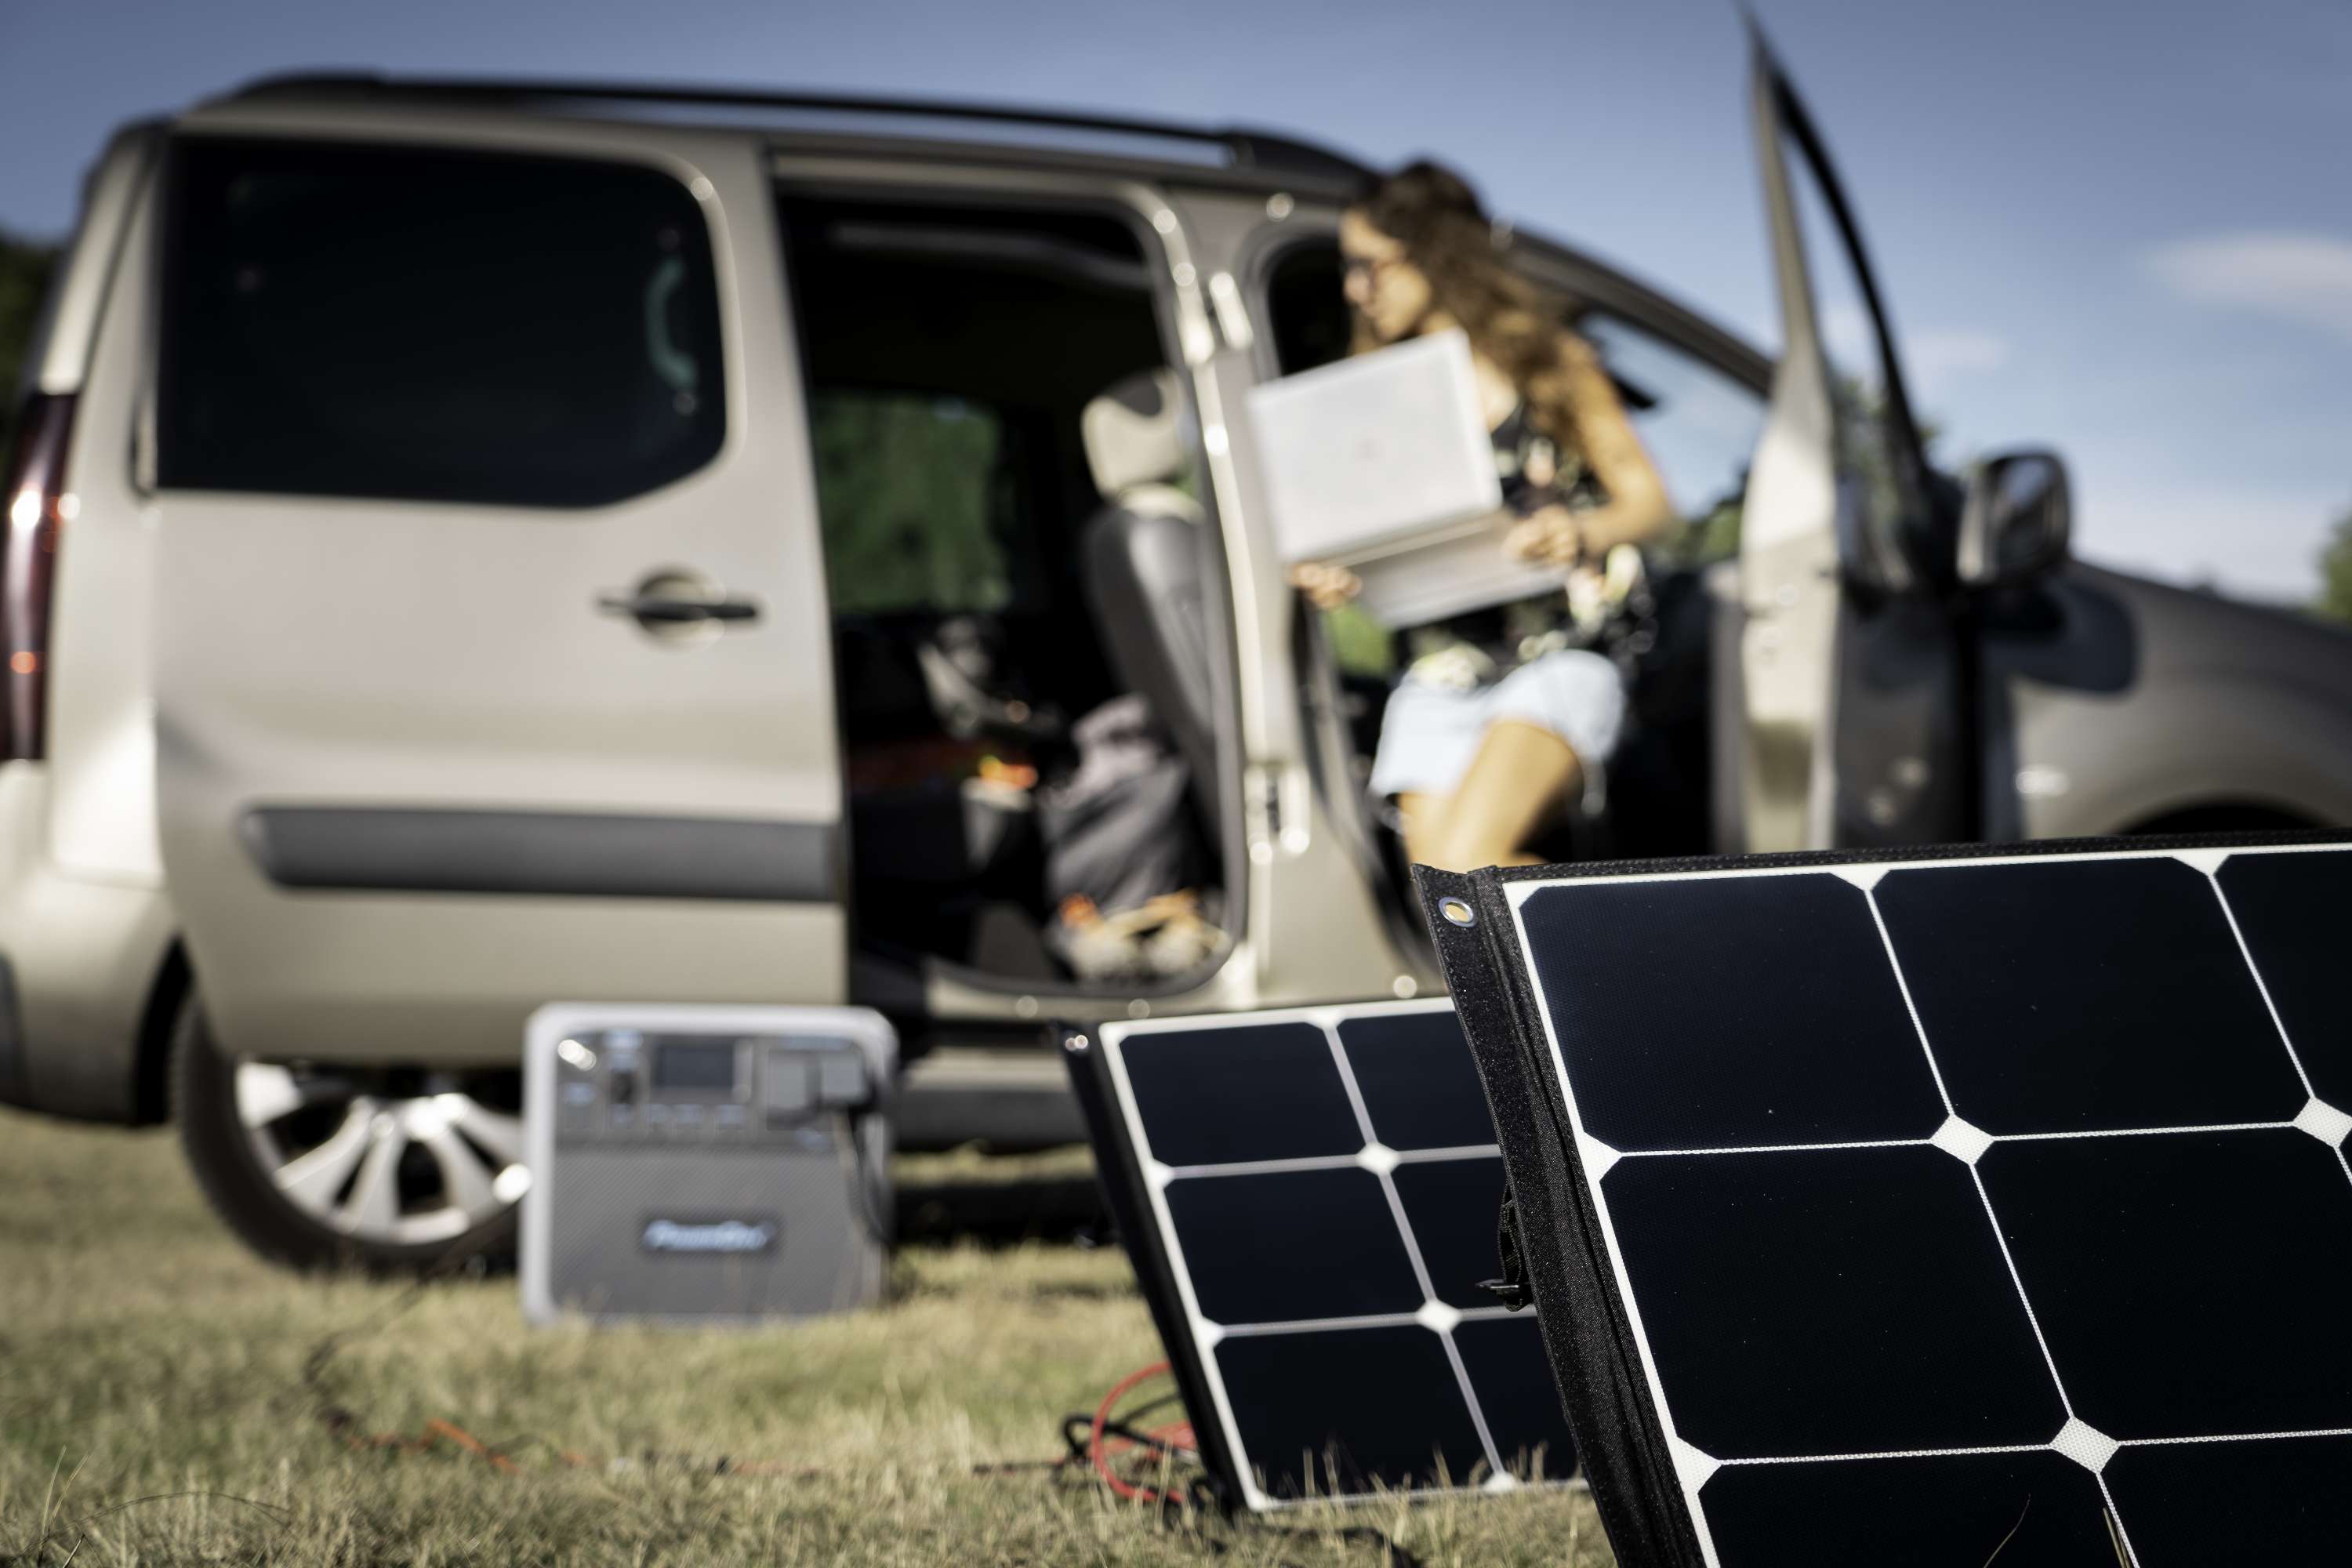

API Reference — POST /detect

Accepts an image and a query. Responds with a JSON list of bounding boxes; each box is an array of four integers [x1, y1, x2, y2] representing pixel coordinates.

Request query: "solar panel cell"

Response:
[[1451, 1316, 1581, 1479], [1605, 1145, 2064, 1457], [1875, 858, 2303, 1134], [2102, 1432, 2352, 1566], [1338, 1011, 1499, 1151], [1121, 1022, 1363, 1166], [1977, 1128, 2352, 1439], [1518, 873, 1946, 1151], [1699, 1450, 2116, 1566], [1165, 1167, 1425, 1324], [1215, 1324, 1491, 1496], [2216, 851, 2352, 1109], [1389, 1156, 1510, 1308]]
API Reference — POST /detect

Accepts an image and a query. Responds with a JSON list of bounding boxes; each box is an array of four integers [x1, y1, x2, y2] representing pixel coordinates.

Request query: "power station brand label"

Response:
[[639, 1217, 779, 1254]]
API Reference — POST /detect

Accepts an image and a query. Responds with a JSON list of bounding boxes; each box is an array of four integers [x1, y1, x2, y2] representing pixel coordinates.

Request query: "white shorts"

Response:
[[1367, 648, 1627, 800]]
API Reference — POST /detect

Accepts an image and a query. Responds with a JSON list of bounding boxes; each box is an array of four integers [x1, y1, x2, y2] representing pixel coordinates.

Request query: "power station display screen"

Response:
[[650, 1039, 740, 1093]]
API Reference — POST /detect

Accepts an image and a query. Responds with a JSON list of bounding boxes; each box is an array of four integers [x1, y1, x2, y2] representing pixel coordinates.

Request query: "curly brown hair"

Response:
[[1351, 160, 1588, 463]]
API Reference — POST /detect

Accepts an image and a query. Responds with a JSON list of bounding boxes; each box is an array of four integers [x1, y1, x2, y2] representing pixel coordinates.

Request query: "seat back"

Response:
[[1080, 487, 1219, 843]]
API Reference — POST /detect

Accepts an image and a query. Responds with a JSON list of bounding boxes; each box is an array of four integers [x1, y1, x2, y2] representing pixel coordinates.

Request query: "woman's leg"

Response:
[[1416, 720, 1583, 872]]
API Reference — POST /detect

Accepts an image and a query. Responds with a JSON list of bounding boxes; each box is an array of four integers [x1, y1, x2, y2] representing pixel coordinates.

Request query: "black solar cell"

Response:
[[1426, 835, 2352, 1568], [1120, 1021, 1363, 1166], [1875, 858, 2302, 1134], [1517, 871, 1946, 1150], [1337, 1011, 1499, 1151], [2215, 850, 2352, 1108]]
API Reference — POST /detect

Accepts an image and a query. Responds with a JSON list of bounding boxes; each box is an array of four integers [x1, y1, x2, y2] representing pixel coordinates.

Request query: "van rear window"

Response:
[[157, 138, 725, 509]]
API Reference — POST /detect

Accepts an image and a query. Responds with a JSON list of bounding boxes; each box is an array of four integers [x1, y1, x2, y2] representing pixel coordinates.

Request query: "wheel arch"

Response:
[[130, 938, 193, 1125]]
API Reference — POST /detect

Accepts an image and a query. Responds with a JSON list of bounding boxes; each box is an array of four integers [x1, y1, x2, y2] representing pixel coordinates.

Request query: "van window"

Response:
[[157, 139, 725, 508]]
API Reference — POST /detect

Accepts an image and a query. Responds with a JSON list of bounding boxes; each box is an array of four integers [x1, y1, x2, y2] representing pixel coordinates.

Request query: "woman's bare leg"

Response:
[[1417, 720, 1583, 872]]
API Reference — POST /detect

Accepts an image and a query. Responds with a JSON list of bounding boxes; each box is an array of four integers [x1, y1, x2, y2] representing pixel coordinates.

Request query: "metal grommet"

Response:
[[1439, 897, 1476, 928]]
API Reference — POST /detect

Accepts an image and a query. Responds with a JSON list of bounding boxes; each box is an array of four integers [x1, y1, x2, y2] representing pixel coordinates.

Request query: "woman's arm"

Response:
[[1508, 332, 1674, 567]]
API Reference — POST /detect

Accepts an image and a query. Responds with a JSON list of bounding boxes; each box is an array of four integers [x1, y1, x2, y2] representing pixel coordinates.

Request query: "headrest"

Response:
[[1081, 368, 1185, 499]]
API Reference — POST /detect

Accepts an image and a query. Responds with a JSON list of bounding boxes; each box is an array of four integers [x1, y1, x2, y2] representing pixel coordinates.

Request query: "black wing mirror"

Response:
[[1958, 449, 2071, 589]]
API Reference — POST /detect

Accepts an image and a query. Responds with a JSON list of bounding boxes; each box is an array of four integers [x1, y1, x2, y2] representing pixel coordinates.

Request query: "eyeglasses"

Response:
[[1341, 252, 1399, 287]]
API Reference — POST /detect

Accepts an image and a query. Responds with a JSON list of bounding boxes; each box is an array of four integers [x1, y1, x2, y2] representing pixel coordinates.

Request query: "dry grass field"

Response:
[[0, 1108, 1610, 1566]]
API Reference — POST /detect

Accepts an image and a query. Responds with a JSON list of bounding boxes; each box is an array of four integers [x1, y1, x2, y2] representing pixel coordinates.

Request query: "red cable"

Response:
[[1087, 1361, 1191, 1505]]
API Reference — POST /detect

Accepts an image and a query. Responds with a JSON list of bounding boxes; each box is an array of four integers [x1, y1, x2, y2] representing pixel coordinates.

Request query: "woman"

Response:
[[1300, 160, 1672, 872]]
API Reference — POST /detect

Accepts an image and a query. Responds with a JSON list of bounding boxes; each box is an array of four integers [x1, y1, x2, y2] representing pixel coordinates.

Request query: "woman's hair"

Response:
[[1352, 159, 1586, 459]]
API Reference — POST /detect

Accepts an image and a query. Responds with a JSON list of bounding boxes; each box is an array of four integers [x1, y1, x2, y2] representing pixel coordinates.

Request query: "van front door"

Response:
[[1737, 34, 1971, 851], [148, 116, 843, 1065]]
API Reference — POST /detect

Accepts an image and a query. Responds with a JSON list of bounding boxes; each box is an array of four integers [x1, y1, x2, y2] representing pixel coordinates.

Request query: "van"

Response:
[[6, 45, 2350, 1269]]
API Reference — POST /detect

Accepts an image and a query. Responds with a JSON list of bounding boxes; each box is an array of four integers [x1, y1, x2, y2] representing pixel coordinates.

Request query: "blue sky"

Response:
[[4, 0, 2347, 601]]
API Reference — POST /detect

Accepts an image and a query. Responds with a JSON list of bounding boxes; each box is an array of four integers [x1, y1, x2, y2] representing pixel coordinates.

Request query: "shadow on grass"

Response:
[[895, 1175, 1111, 1250]]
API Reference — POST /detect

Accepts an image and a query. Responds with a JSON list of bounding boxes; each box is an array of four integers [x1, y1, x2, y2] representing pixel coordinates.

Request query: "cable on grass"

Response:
[[1084, 1361, 1197, 1508]]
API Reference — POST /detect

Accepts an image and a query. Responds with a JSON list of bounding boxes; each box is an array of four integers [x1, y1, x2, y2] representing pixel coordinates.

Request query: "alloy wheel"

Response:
[[233, 1060, 530, 1248]]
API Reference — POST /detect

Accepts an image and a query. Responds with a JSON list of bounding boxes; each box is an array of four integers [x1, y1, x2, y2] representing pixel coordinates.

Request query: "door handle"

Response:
[[598, 592, 760, 626]]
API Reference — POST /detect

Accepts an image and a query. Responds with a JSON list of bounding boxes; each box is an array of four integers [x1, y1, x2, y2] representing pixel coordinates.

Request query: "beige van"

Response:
[[8, 48, 2348, 1270]]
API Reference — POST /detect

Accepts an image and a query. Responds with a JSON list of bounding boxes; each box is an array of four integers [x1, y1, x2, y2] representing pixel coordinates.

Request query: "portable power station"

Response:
[[521, 1004, 895, 1324]]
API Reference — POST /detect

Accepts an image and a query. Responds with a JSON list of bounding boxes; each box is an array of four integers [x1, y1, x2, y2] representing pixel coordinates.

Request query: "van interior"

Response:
[[784, 196, 1758, 993], [779, 193, 1225, 993]]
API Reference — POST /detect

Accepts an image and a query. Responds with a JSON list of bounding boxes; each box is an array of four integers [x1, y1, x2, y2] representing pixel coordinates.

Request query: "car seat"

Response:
[[1076, 369, 1220, 844]]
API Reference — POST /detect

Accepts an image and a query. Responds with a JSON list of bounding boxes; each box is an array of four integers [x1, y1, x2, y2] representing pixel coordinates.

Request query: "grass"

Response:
[[0, 1108, 1613, 1566]]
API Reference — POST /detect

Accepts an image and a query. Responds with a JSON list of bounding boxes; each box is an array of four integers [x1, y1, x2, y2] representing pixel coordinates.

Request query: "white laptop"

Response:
[[1245, 329, 1562, 626]]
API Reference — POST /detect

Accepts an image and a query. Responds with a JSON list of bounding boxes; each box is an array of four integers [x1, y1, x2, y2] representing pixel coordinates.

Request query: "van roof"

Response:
[[198, 71, 1772, 390], [216, 73, 1374, 194]]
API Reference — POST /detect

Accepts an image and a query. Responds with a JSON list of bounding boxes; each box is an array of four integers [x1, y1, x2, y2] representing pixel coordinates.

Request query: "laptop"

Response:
[[1245, 328, 1560, 626]]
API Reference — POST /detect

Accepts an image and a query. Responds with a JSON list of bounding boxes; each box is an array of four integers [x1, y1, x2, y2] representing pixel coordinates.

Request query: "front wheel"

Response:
[[170, 993, 526, 1273]]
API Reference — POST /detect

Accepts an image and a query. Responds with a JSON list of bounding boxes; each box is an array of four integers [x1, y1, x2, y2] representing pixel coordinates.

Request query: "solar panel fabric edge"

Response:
[[1418, 866, 1708, 1568], [1426, 829, 2352, 1568]]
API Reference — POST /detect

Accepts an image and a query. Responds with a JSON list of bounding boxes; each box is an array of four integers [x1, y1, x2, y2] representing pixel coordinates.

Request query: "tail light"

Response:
[[2, 392, 75, 762]]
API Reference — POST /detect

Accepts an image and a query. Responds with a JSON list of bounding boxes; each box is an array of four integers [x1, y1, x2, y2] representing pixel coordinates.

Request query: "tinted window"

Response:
[[1580, 314, 1765, 565], [158, 139, 724, 508]]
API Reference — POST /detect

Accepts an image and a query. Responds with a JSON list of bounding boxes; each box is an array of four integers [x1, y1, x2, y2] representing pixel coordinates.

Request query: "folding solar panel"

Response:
[[1061, 1001, 1577, 1509], [1421, 833, 2352, 1568]]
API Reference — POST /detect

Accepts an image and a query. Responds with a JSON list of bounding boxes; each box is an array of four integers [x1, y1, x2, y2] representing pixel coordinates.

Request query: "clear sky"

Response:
[[4, 0, 2346, 601]]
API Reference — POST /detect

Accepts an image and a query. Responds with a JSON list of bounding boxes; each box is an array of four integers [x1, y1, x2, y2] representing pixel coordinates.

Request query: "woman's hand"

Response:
[[1504, 506, 1585, 569], [1287, 560, 1363, 610]]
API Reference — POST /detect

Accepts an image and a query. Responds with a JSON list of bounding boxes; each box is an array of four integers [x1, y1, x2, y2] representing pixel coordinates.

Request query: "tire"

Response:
[[170, 992, 525, 1274]]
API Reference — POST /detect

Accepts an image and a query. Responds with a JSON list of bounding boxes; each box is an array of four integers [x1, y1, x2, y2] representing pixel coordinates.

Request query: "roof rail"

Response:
[[221, 74, 1372, 184]]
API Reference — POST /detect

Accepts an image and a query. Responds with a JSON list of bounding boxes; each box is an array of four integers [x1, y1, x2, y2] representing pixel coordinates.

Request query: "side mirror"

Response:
[[1958, 449, 2071, 589]]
